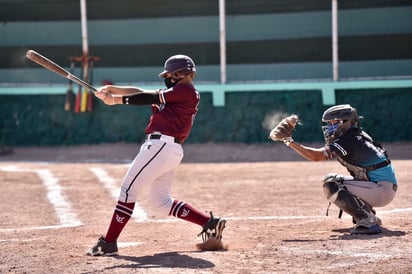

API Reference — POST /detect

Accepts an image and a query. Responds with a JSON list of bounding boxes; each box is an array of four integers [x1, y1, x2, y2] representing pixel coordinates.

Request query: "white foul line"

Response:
[[89, 167, 148, 222], [0, 224, 81, 233], [1, 165, 412, 232], [1, 207, 412, 233], [36, 169, 82, 227], [0, 166, 82, 229]]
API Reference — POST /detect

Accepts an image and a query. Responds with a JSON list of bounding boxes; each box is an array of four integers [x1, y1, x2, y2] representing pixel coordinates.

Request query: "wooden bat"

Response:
[[26, 50, 97, 92]]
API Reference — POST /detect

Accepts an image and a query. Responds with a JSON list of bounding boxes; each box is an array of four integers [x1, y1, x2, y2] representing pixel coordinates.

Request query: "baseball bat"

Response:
[[26, 50, 97, 92]]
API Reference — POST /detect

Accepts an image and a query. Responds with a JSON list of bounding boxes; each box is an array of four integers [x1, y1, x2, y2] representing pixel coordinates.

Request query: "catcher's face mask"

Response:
[[322, 120, 343, 144]]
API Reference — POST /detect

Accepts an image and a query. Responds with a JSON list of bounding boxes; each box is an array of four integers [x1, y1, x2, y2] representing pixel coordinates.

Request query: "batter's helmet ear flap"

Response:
[[173, 69, 193, 80]]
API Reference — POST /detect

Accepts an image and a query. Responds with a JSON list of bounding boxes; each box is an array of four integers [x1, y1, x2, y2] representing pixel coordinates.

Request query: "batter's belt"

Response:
[[146, 133, 182, 144]]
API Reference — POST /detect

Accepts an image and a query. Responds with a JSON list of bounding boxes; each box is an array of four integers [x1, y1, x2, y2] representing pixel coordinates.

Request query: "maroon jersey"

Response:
[[145, 83, 200, 143]]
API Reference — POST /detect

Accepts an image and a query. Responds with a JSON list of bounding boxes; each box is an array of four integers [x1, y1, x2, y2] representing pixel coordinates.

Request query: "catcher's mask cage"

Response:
[[159, 54, 196, 80], [321, 104, 361, 144]]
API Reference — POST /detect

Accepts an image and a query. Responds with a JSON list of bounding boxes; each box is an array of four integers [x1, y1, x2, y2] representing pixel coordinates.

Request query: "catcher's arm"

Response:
[[269, 114, 332, 161], [288, 142, 330, 161]]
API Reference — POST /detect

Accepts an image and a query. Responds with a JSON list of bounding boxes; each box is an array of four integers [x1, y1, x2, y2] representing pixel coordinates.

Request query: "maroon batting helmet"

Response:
[[159, 54, 196, 78]]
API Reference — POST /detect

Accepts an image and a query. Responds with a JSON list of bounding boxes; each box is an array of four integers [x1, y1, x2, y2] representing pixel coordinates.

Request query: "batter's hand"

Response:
[[95, 86, 117, 105], [269, 114, 299, 144]]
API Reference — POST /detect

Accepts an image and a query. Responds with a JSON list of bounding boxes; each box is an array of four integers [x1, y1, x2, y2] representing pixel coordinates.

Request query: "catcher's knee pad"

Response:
[[324, 173, 339, 184], [322, 180, 343, 202], [323, 173, 354, 184]]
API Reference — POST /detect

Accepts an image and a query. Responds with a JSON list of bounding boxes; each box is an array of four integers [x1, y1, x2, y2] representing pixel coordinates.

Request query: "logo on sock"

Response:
[[116, 214, 125, 224], [180, 208, 190, 218]]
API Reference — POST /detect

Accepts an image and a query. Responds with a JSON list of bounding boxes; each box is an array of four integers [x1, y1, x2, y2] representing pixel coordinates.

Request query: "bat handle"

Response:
[[67, 74, 97, 92]]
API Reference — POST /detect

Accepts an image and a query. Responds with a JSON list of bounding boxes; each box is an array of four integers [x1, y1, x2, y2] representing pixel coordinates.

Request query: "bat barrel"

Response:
[[26, 50, 97, 93]]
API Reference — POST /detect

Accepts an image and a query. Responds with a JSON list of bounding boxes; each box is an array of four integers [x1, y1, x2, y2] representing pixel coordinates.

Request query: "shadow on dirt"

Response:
[[282, 239, 325, 243], [104, 252, 214, 270], [281, 228, 406, 243], [331, 227, 406, 240]]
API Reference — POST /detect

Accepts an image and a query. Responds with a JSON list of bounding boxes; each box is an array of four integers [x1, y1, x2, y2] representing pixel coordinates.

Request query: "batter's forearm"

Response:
[[96, 86, 159, 105], [99, 84, 161, 105], [104, 85, 146, 95]]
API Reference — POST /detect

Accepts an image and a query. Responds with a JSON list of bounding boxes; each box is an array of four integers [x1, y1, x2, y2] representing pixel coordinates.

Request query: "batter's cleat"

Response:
[[198, 212, 227, 242], [86, 236, 118, 256]]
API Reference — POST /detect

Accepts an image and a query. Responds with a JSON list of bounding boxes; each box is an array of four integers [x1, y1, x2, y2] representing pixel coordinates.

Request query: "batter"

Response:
[[87, 54, 226, 256]]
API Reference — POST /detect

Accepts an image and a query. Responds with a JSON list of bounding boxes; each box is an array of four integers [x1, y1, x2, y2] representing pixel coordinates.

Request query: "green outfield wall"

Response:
[[1, 81, 411, 146]]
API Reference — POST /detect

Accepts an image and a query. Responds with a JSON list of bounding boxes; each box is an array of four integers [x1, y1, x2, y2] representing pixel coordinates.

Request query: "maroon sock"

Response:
[[169, 200, 209, 226], [104, 201, 135, 242]]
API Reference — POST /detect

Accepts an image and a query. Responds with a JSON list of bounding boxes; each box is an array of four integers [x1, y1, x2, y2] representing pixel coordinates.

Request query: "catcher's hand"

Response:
[[269, 114, 299, 145]]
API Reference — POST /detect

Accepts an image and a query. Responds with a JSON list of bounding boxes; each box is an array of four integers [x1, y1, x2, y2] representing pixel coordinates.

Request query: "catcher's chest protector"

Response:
[[336, 156, 369, 181]]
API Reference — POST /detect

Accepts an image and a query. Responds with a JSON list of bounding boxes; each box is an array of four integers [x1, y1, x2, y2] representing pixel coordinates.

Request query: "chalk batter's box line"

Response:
[[1, 165, 410, 233], [1, 208, 412, 233]]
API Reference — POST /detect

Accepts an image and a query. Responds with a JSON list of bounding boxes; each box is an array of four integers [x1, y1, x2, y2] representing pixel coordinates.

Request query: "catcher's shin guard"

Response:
[[323, 180, 370, 223]]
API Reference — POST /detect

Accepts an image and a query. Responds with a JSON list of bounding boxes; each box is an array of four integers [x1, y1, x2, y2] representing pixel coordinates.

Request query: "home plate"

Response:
[[118, 242, 144, 248]]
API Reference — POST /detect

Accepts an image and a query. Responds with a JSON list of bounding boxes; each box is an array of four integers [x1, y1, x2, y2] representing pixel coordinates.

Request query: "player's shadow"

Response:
[[331, 227, 406, 240], [282, 228, 406, 243], [105, 251, 214, 270]]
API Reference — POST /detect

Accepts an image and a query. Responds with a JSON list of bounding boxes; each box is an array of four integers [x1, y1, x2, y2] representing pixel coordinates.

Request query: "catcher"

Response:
[[269, 104, 398, 235]]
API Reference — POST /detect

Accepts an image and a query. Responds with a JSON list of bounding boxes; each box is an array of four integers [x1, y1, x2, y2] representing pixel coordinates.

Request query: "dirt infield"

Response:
[[0, 143, 411, 273]]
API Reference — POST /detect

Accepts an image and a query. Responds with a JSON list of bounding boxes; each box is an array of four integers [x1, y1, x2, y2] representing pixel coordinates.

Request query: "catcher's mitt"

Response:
[[269, 114, 299, 144]]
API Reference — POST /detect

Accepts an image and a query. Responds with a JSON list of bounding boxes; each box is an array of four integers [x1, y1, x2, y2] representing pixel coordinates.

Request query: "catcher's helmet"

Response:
[[159, 54, 196, 78], [321, 104, 360, 144]]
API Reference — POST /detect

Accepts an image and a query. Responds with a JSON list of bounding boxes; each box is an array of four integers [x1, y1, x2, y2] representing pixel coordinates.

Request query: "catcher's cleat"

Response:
[[350, 215, 382, 235], [198, 212, 226, 242], [86, 236, 118, 256], [367, 206, 382, 226], [353, 215, 382, 226], [350, 224, 382, 235], [352, 205, 382, 226]]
